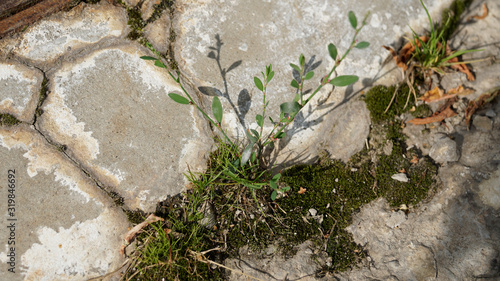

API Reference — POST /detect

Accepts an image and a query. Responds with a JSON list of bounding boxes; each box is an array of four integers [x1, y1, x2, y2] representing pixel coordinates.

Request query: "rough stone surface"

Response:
[[173, 0, 453, 163], [429, 134, 459, 164], [0, 61, 43, 123], [37, 43, 213, 212], [473, 115, 493, 132], [0, 2, 128, 63], [341, 163, 500, 281], [226, 241, 331, 281], [0, 124, 129, 281], [144, 11, 171, 54]]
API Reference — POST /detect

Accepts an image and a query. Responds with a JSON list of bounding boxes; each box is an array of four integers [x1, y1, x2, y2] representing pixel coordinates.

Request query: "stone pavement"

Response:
[[0, 0, 498, 280]]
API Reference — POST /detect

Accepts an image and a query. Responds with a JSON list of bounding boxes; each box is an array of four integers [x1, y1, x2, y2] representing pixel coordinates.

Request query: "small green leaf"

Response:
[[212, 96, 223, 124], [254, 77, 264, 91], [267, 71, 274, 83], [168, 93, 190, 104], [275, 132, 286, 139], [348, 11, 357, 29], [291, 79, 300, 89], [293, 93, 300, 102], [355, 41, 370, 49], [271, 190, 277, 201], [290, 63, 301, 72], [304, 71, 314, 80], [280, 101, 301, 114], [140, 56, 157, 60], [245, 130, 258, 143], [270, 180, 277, 189], [299, 54, 305, 67], [250, 129, 260, 139], [256, 114, 264, 127], [330, 75, 359, 86], [154, 60, 167, 68], [281, 186, 291, 192], [251, 151, 256, 163], [272, 173, 281, 182], [241, 143, 254, 167], [269, 116, 275, 124], [266, 64, 272, 76], [328, 43, 338, 60]]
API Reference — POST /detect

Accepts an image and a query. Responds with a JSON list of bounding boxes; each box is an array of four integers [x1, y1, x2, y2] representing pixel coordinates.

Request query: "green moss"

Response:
[[146, 0, 175, 23], [0, 114, 22, 126], [412, 103, 432, 118], [364, 84, 412, 123], [35, 76, 48, 118], [126, 6, 146, 41]]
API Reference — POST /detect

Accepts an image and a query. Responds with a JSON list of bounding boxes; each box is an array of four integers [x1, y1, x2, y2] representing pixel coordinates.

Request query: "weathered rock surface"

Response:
[[0, 124, 129, 281], [0, 61, 43, 123], [172, 0, 453, 163], [36, 43, 213, 212], [0, 0, 498, 280]]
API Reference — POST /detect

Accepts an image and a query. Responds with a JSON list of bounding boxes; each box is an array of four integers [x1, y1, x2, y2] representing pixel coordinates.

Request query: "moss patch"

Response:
[[0, 114, 22, 126], [439, 0, 474, 41]]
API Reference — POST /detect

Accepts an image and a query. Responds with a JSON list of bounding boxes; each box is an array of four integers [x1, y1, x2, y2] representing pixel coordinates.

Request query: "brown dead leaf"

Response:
[[383, 36, 429, 71], [120, 214, 165, 255], [465, 86, 500, 128], [467, 3, 488, 21], [421, 85, 475, 103], [399, 168, 406, 173], [298, 187, 307, 194], [420, 87, 445, 103], [446, 43, 475, 81], [407, 105, 456, 125], [410, 155, 419, 164]]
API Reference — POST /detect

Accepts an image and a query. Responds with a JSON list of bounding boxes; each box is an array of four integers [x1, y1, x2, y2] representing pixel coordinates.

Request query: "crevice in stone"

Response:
[[27, 66, 127, 208]]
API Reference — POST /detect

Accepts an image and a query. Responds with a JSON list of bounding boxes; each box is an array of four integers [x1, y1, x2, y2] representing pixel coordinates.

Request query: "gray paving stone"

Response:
[[173, 0, 453, 164], [0, 61, 43, 123], [36, 43, 213, 212], [1, 2, 128, 63], [0, 124, 128, 281]]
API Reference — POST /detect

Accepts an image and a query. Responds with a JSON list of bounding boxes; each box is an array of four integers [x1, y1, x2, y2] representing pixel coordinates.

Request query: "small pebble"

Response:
[[391, 173, 409, 182], [485, 109, 496, 117], [309, 208, 317, 216]]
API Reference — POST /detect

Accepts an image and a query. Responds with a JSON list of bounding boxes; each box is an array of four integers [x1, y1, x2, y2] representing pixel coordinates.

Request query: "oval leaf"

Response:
[[250, 129, 260, 139], [304, 71, 314, 80], [168, 93, 190, 104], [271, 190, 277, 201], [328, 43, 337, 60], [254, 77, 264, 91], [275, 132, 286, 139], [280, 101, 301, 115], [212, 96, 223, 123], [245, 130, 258, 143], [267, 71, 274, 83], [270, 180, 277, 189], [291, 79, 300, 89], [355, 41, 370, 49], [256, 114, 264, 127], [290, 63, 301, 72], [272, 173, 281, 182], [154, 60, 167, 68], [299, 54, 305, 67], [241, 143, 254, 167], [140, 56, 157, 60], [330, 75, 359, 87], [348, 11, 357, 29]]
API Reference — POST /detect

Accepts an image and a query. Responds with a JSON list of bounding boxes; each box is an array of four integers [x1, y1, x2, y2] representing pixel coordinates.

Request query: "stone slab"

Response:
[[0, 124, 129, 281], [0, 2, 128, 63], [173, 0, 453, 164], [37, 43, 213, 212], [0, 60, 43, 123]]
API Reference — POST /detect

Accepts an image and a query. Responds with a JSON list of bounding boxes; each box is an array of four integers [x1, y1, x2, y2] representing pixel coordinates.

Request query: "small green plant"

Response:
[[141, 11, 369, 201], [409, 0, 482, 73]]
